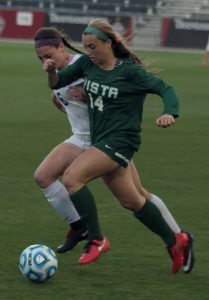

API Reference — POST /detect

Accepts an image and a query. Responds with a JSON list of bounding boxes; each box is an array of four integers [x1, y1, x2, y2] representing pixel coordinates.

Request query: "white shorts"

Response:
[[63, 134, 91, 151]]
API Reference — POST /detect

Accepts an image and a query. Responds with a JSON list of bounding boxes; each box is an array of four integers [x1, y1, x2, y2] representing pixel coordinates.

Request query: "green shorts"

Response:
[[93, 138, 136, 168]]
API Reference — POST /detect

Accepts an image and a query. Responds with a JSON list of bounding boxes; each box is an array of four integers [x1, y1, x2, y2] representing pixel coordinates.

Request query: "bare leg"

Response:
[[63, 147, 145, 211], [34, 142, 84, 224], [63, 147, 175, 247], [34, 142, 84, 188]]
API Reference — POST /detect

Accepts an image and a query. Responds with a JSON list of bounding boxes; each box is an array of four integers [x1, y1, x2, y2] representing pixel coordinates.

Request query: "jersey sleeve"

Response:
[[53, 55, 85, 89], [130, 66, 180, 117]]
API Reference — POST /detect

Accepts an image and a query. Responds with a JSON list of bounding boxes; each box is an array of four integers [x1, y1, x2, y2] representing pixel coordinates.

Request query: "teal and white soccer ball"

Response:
[[19, 244, 58, 282]]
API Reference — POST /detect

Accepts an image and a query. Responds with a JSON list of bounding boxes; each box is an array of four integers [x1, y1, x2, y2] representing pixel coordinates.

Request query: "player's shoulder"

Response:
[[120, 58, 145, 78], [70, 54, 82, 64], [70, 54, 92, 68], [122, 57, 142, 69]]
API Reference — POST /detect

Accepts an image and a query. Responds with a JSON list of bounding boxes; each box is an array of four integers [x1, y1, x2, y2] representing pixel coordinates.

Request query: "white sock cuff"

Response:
[[41, 180, 67, 199], [149, 194, 158, 202], [150, 193, 181, 233]]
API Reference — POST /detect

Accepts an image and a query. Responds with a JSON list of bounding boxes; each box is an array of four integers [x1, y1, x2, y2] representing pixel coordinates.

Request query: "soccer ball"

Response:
[[19, 244, 58, 283]]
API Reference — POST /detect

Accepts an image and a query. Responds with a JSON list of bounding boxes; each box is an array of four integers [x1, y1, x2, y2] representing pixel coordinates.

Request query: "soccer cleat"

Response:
[[79, 235, 110, 265], [167, 232, 189, 273], [182, 232, 195, 273], [57, 228, 88, 253]]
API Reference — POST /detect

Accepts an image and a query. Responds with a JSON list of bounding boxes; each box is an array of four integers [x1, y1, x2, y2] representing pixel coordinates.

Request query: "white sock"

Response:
[[149, 194, 181, 233], [41, 180, 80, 224]]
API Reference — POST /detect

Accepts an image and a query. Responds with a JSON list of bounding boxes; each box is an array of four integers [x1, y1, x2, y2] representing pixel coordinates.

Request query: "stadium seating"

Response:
[[161, 0, 209, 19], [2, 0, 208, 19], [0, 0, 158, 16]]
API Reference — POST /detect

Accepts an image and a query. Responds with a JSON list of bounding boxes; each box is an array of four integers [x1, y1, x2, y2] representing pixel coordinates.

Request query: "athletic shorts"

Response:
[[63, 134, 91, 151], [93, 138, 136, 168]]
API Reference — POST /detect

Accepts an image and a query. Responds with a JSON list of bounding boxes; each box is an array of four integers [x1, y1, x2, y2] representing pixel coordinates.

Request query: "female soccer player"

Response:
[[36, 23, 194, 273], [34, 27, 109, 254]]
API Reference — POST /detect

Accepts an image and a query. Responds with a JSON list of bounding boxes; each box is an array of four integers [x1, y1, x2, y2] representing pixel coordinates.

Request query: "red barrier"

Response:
[[0, 9, 46, 39], [0, 9, 133, 43]]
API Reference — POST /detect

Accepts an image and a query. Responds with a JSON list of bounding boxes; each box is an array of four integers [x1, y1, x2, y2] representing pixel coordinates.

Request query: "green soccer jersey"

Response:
[[54, 55, 179, 151]]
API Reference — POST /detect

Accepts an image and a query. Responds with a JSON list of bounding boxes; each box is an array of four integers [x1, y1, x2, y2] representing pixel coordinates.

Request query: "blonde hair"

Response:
[[85, 19, 159, 74], [85, 19, 146, 68]]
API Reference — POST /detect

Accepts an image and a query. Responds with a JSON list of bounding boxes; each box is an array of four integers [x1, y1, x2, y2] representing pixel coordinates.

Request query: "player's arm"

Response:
[[155, 85, 179, 128], [43, 59, 59, 88], [132, 67, 179, 128], [47, 56, 85, 89]]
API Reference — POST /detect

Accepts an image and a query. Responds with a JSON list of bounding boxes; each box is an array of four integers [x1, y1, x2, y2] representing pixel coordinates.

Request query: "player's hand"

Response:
[[68, 86, 86, 102], [156, 114, 175, 128], [42, 59, 56, 73]]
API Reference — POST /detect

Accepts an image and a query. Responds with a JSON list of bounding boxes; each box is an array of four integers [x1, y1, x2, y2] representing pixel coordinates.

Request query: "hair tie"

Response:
[[114, 33, 121, 44]]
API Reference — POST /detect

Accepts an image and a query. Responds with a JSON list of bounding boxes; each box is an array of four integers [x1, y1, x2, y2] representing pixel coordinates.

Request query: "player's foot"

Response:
[[182, 232, 195, 273], [167, 232, 189, 273], [57, 228, 88, 253], [79, 235, 110, 265]]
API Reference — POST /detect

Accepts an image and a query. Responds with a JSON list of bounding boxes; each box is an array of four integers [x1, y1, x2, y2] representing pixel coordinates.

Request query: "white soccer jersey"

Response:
[[53, 54, 90, 135]]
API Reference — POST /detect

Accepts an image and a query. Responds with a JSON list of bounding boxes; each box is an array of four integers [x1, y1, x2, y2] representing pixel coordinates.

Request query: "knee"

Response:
[[119, 196, 145, 212], [33, 167, 48, 188], [62, 169, 82, 193], [120, 200, 134, 210]]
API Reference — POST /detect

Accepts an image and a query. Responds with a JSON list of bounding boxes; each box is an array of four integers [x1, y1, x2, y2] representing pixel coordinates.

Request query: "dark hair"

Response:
[[34, 27, 84, 55]]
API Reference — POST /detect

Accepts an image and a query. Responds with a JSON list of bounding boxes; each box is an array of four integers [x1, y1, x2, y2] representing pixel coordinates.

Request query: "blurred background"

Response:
[[1, 0, 209, 50]]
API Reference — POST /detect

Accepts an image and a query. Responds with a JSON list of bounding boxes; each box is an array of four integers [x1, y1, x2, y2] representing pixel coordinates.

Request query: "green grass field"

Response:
[[0, 41, 208, 300]]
